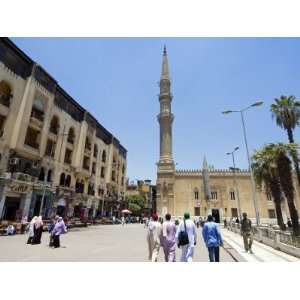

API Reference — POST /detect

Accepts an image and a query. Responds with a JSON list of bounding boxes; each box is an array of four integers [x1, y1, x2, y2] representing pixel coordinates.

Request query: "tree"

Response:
[[270, 95, 300, 186], [125, 195, 145, 216], [252, 146, 286, 230], [271, 143, 300, 236]]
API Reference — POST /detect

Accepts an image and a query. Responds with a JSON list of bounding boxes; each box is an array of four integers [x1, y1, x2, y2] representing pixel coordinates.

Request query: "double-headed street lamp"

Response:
[[222, 101, 263, 226], [227, 147, 242, 222]]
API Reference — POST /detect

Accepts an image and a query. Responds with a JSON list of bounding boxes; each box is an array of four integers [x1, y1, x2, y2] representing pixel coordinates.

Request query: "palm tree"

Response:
[[271, 143, 300, 236], [270, 95, 300, 186], [252, 146, 286, 230]]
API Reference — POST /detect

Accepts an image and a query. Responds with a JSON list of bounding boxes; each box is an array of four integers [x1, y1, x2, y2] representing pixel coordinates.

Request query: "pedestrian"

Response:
[[21, 215, 28, 234], [176, 212, 197, 262], [287, 218, 292, 228], [51, 217, 67, 248], [121, 216, 125, 226], [235, 217, 240, 224], [147, 213, 162, 262], [32, 216, 43, 244], [202, 215, 223, 262], [223, 218, 227, 228], [112, 216, 116, 224], [27, 216, 37, 244], [161, 213, 176, 262], [241, 212, 254, 254], [6, 223, 16, 235]]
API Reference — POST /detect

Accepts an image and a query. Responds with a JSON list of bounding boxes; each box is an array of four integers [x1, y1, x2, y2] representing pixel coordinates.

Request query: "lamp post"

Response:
[[227, 147, 242, 222], [222, 101, 263, 225]]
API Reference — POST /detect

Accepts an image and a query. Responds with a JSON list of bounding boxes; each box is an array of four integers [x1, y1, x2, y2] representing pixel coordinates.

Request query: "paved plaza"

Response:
[[0, 223, 243, 262]]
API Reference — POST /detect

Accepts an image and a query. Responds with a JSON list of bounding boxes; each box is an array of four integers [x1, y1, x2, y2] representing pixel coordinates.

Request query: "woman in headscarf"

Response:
[[32, 216, 43, 244], [51, 217, 67, 248], [27, 216, 37, 244]]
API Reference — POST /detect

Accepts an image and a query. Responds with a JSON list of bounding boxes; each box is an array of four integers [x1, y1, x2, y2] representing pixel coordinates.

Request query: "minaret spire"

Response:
[[157, 46, 174, 172], [161, 45, 170, 80]]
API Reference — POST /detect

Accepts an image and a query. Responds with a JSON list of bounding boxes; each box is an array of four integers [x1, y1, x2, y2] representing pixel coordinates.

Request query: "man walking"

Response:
[[176, 212, 197, 262], [241, 212, 254, 254], [161, 213, 177, 262], [202, 215, 223, 262], [147, 213, 162, 262]]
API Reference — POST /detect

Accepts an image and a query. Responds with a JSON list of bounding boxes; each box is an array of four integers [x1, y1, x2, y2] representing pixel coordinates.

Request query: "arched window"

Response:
[[50, 116, 60, 135], [47, 169, 52, 182], [38, 167, 45, 181], [194, 188, 199, 200], [85, 136, 91, 150], [0, 81, 12, 107], [59, 173, 66, 186], [102, 150, 106, 163], [230, 189, 235, 200], [67, 127, 75, 144], [31, 98, 45, 121], [93, 144, 98, 158], [65, 175, 71, 187]]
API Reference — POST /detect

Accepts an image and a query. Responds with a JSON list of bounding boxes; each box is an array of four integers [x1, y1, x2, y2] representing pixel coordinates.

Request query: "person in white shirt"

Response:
[[176, 212, 197, 262], [147, 213, 162, 262]]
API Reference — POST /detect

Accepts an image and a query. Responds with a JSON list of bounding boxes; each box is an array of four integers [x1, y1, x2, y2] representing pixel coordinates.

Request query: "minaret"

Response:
[[157, 46, 175, 173], [202, 156, 211, 201]]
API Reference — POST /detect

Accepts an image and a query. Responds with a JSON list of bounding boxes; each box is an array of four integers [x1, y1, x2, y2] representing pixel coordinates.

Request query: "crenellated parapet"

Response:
[[175, 168, 250, 177]]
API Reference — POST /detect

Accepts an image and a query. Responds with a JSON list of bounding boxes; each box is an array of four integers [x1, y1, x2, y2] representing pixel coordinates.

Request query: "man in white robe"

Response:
[[147, 214, 162, 262], [176, 212, 197, 262]]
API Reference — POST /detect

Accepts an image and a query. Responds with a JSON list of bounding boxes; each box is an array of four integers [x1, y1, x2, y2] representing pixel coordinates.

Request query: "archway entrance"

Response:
[[211, 209, 220, 223]]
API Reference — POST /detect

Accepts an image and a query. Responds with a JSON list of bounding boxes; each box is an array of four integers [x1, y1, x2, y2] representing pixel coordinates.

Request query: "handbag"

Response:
[[178, 219, 189, 246]]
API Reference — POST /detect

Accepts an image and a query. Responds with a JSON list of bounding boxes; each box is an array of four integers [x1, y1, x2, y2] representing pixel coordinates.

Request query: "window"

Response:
[[266, 192, 272, 201], [93, 145, 98, 158], [268, 209, 276, 219], [85, 137, 91, 150], [88, 183, 95, 196], [49, 116, 60, 135], [230, 190, 235, 200], [194, 189, 199, 200], [102, 150, 106, 163], [45, 139, 56, 157], [65, 175, 71, 187], [231, 208, 238, 218], [101, 166, 105, 178], [64, 148, 73, 164], [31, 98, 45, 122], [211, 191, 218, 200], [59, 173, 66, 186], [112, 170, 116, 181], [24, 126, 40, 149], [122, 164, 125, 174], [76, 180, 85, 194], [194, 207, 200, 216], [47, 170, 52, 182], [0, 81, 12, 107], [38, 167, 45, 181], [67, 127, 75, 144], [92, 162, 96, 174], [83, 156, 90, 170], [0, 114, 5, 136]]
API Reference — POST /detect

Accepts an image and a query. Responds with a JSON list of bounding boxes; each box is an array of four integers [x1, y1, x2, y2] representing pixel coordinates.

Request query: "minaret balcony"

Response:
[[157, 112, 174, 122]]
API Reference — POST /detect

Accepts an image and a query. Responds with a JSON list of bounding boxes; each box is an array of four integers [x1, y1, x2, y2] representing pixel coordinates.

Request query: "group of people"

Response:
[[146, 212, 223, 262], [26, 215, 67, 248]]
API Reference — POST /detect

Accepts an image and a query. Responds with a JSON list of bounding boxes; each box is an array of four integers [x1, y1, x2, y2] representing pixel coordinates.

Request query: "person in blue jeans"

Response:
[[202, 215, 223, 262]]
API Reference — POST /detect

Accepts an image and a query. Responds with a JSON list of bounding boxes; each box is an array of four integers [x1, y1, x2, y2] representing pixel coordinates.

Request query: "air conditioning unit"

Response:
[[9, 158, 19, 165]]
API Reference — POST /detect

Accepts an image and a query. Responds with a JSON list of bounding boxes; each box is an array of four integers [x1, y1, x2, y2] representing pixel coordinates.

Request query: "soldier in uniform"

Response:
[[241, 212, 254, 254]]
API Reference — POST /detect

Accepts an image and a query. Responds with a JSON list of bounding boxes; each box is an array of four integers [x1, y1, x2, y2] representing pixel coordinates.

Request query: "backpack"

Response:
[[178, 219, 189, 246]]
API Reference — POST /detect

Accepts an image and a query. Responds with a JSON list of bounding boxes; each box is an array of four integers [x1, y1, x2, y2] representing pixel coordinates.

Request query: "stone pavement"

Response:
[[222, 228, 300, 262], [0, 223, 242, 262]]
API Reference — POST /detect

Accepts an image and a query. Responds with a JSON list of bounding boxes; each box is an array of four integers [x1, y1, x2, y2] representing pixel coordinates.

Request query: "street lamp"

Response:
[[227, 147, 242, 222], [222, 101, 263, 225]]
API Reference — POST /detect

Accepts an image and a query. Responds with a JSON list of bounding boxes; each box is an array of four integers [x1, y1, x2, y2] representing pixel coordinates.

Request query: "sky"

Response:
[[11, 37, 300, 182]]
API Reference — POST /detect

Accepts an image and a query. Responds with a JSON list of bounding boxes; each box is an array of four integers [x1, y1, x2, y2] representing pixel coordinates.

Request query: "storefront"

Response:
[[29, 188, 54, 220], [0, 180, 32, 221]]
